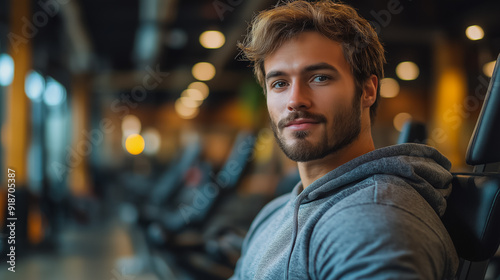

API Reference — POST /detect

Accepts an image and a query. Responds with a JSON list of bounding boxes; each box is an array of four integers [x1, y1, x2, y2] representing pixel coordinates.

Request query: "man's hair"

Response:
[[238, 0, 386, 122]]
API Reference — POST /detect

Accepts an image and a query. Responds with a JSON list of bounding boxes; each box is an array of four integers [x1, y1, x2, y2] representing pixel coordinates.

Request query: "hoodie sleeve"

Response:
[[310, 203, 455, 280]]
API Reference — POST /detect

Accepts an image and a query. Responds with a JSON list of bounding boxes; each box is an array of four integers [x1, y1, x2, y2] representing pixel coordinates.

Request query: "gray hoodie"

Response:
[[230, 143, 459, 279]]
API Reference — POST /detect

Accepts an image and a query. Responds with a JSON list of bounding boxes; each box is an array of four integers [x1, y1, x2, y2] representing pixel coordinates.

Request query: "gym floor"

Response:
[[0, 222, 159, 280]]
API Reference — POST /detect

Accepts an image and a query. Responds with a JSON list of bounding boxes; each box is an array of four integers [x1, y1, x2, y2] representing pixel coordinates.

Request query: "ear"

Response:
[[361, 75, 378, 109]]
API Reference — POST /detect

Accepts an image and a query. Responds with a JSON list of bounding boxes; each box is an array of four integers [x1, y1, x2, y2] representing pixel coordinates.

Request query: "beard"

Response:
[[270, 97, 361, 162]]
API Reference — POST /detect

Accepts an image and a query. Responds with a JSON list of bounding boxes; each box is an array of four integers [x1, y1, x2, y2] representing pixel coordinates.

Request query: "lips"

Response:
[[284, 118, 321, 131], [285, 118, 319, 127], [277, 112, 327, 131]]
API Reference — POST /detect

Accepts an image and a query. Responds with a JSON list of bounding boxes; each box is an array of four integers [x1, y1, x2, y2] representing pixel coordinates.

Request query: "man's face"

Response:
[[264, 31, 362, 162]]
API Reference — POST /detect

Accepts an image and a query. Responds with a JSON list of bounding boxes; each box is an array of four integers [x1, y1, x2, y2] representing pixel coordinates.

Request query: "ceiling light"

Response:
[[125, 134, 145, 155], [396, 61, 419, 81], [180, 96, 201, 108], [192, 62, 216, 81], [175, 98, 199, 119], [380, 78, 400, 98], [122, 115, 141, 136], [188, 81, 209, 99], [181, 88, 204, 101], [199, 30, 225, 49], [465, 25, 484, 41]]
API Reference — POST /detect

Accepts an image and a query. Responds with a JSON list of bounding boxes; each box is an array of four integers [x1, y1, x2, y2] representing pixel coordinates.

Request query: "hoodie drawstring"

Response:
[[285, 191, 307, 279]]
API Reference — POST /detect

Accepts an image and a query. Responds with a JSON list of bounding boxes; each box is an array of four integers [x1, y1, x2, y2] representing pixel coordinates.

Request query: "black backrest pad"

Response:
[[442, 175, 500, 261], [466, 54, 500, 165]]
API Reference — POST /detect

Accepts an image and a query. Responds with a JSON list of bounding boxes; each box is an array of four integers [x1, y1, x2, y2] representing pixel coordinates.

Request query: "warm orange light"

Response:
[[28, 208, 44, 244], [180, 96, 201, 108], [192, 62, 216, 81], [125, 134, 145, 155], [122, 115, 141, 136], [188, 82, 209, 98], [175, 98, 199, 119], [396, 61, 419, 81], [182, 88, 204, 102], [199, 30, 225, 49], [466, 25, 484, 41], [380, 78, 400, 98], [483, 60, 496, 77]]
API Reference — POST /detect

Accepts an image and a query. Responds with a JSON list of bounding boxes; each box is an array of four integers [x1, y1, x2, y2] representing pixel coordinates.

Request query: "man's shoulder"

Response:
[[322, 174, 439, 216], [309, 201, 458, 280], [311, 177, 456, 266], [314, 175, 450, 241]]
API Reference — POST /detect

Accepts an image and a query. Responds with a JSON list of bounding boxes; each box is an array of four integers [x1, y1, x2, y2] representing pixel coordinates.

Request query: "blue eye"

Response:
[[272, 81, 288, 89], [312, 75, 330, 82]]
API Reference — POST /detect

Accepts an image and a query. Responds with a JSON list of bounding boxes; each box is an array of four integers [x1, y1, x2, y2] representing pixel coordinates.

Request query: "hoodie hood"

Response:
[[285, 143, 453, 279]]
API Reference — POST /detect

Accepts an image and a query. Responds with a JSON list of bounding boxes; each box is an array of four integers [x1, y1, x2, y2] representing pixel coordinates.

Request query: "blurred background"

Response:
[[0, 0, 499, 279]]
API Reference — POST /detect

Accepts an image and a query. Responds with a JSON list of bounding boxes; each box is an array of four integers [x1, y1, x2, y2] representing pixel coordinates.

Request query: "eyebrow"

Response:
[[265, 62, 340, 82], [304, 62, 339, 74]]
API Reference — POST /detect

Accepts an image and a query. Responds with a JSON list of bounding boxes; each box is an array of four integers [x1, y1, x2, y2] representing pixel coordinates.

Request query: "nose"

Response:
[[287, 81, 311, 111]]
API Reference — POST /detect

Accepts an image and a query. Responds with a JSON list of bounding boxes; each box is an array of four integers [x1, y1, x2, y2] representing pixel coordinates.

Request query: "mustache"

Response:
[[277, 111, 327, 129]]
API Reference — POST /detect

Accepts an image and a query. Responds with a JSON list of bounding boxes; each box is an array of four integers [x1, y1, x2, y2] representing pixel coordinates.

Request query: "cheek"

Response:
[[266, 98, 277, 122], [318, 83, 355, 107], [266, 95, 284, 116]]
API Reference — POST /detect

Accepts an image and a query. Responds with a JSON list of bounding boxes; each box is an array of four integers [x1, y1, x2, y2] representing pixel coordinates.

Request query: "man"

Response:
[[230, 1, 458, 279]]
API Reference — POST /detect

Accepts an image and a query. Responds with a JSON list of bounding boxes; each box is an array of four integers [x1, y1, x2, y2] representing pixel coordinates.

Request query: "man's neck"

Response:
[[298, 131, 375, 189]]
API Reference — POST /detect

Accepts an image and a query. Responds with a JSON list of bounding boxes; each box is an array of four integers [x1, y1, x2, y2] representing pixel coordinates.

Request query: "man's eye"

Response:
[[272, 81, 288, 89], [312, 75, 330, 82]]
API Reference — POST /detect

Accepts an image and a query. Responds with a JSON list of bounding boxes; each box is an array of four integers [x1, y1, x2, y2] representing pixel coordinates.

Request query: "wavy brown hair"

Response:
[[238, 0, 386, 122]]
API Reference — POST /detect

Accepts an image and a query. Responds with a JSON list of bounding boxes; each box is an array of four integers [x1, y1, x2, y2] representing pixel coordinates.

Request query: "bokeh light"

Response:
[[125, 134, 145, 155], [483, 60, 497, 77], [199, 30, 225, 49], [182, 88, 204, 101], [192, 62, 216, 81], [396, 61, 420, 81], [175, 98, 199, 119], [393, 112, 413, 132], [0, 53, 15, 86], [25, 71, 45, 101], [466, 25, 484, 41], [143, 128, 161, 155], [121, 115, 142, 136], [180, 96, 201, 108], [188, 82, 209, 99], [43, 77, 66, 106], [380, 78, 400, 98]]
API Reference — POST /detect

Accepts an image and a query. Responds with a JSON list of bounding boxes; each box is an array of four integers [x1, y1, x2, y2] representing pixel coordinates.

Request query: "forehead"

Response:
[[263, 31, 351, 75]]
